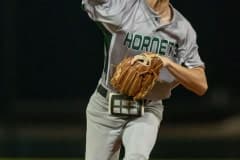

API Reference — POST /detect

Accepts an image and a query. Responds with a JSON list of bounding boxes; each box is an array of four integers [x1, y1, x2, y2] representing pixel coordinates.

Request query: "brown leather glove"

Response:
[[111, 52, 163, 100]]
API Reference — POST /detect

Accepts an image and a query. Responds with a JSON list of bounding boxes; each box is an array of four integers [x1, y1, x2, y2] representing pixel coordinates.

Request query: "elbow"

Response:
[[196, 83, 208, 96]]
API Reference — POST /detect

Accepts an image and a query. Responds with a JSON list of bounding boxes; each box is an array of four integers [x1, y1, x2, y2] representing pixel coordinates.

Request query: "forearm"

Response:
[[165, 60, 208, 96]]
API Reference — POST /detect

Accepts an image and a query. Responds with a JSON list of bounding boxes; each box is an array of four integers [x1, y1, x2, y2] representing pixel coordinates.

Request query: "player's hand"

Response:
[[130, 54, 151, 66], [157, 55, 172, 67], [131, 53, 172, 67]]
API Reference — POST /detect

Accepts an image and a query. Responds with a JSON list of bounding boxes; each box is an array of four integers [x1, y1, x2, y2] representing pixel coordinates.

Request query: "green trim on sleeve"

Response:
[[95, 22, 112, 74], [96, 22, 112, 51], [81, 4, 85, 10]]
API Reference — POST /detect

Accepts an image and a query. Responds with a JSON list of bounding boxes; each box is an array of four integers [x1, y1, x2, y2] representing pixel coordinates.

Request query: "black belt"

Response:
[[97, 84, 150, 103], [97, 84, 109, 98]]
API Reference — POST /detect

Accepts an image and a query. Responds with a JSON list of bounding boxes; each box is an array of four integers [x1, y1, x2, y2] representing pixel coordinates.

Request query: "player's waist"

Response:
[[97, 83, 109, 99], [96, 83, 164, 119], [97, 83, 149, 102]]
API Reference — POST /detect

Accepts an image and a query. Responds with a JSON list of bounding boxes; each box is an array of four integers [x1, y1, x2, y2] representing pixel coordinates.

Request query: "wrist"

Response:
[[160, 56, 172, 68], [165, 58, 173, 67]]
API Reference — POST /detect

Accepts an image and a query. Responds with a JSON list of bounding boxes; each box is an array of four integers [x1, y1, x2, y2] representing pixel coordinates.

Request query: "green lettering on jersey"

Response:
[[123, 32, 133, 48], [150, 37, 160, 53], [124, 32, 177, 56], [159, 39, 168, 55], [168, 42, 175, 53], [132, 34, 142, 50], [141, 36, 151, 51]]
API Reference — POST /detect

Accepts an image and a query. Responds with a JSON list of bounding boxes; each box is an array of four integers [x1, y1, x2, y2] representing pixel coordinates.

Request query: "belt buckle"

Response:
[[108, 93, 144, 117]]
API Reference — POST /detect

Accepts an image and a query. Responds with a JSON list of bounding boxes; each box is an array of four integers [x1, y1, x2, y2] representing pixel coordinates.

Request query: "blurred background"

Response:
[[1, 0, 240, 159]]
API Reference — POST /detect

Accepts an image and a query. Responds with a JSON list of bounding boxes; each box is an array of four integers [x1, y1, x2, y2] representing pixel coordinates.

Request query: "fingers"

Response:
[[157, 55, 170, 67], [131, 55, 144, 65], [130, 53, 171, 67], [131, 55, 151, 66]]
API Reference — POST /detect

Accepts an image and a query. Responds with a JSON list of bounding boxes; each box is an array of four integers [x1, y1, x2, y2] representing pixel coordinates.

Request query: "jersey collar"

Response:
[[143, 0, 176, 28]]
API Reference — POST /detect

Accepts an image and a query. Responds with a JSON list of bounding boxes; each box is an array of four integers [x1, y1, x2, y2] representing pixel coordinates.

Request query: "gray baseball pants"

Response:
[[85, 88, 164, 160]]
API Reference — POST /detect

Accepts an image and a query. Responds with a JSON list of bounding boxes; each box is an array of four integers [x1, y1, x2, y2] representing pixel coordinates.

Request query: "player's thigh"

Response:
[[122, 112, 161, 160], [85, 114, 123, 160], [85, 92, 124, 160]]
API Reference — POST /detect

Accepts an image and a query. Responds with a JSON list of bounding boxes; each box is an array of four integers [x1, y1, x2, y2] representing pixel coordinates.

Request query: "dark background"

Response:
[[1, 0, 240, 158]]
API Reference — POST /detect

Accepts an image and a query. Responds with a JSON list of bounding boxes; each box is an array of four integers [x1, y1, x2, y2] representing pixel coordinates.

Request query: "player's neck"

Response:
[[146, 0, 172, 24]]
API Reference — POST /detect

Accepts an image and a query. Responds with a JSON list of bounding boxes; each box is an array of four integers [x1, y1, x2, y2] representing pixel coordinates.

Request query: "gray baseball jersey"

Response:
[[82, 0, 204, 100], [82, 1, 204, 159]]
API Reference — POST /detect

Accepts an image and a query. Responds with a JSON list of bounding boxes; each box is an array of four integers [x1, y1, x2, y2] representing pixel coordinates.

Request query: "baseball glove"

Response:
[[110, 52, 163, 100]]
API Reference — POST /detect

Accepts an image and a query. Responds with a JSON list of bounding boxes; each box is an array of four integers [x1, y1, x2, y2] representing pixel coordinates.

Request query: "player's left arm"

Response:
[[159, 57, 208, 96]]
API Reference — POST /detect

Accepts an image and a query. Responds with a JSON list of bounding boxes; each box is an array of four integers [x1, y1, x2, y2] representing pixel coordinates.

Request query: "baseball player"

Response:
[[81, 0, 208, 159]]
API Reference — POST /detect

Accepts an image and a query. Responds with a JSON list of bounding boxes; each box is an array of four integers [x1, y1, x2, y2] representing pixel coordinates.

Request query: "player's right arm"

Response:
[[81, 0, 137, 27]]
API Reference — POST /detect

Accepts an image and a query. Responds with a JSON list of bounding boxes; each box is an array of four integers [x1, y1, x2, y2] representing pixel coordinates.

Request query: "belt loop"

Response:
[[97, 84, 109, 99]]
